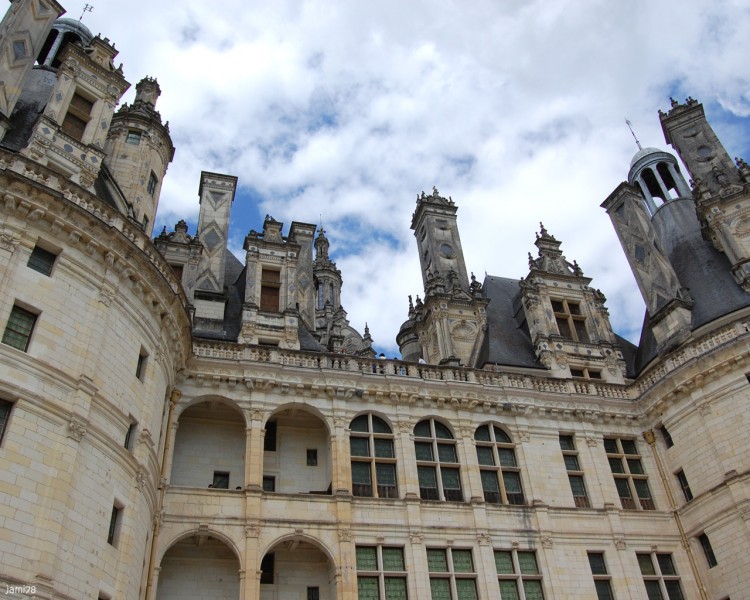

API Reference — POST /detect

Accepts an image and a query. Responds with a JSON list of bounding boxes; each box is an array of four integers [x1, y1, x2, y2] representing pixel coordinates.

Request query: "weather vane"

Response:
[[625, 118, 642, 151], [79, 3, 93, 22]]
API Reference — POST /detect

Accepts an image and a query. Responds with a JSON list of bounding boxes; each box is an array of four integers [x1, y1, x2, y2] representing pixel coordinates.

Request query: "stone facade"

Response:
[[0, 6, 748, 600]]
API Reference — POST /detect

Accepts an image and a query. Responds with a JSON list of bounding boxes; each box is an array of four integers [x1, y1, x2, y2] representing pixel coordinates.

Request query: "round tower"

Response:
[[104, 77, 175, 233], [628, 146, 691, 216]]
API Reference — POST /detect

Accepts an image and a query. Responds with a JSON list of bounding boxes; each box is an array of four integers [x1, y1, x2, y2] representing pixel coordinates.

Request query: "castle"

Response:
[[0, 2, 748, 599]]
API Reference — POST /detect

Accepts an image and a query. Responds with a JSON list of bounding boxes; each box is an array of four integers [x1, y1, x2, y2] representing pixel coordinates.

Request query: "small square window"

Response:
[[0, 399, 13, 444], [262, 476, 275, 492], [147, 172, 158, 196], [107, 505, 121, 545], [126, 130, 141, 145], [658, 425, 674, 448], [307, 587, 320, 600], [307, 449, 318, 466], [27, 245, 57, 276], [12, 40, 27, 60], [698, 533, 717, 568], [135, 349, 148, 381], [2, 305, 38, 352], [212, 471, 229, 489], [124, 422, 137, 450]]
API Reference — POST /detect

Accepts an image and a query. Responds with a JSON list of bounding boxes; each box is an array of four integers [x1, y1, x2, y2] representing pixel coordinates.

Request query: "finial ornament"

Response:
[[79, 3, 93, 22], [625, 118, 642, 151]]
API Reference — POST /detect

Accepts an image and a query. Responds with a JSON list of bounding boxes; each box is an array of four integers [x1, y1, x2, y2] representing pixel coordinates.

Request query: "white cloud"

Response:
[[84, 0, 750, 354]]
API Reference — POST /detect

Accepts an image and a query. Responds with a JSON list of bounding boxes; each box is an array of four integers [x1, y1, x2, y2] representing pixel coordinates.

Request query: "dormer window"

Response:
[[61, 91, 94, 142], [552, 299, 589, 342], [260, 268, 281, 312]]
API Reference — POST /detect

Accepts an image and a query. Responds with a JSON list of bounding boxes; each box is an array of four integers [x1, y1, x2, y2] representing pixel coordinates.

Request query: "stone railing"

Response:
[[192, 340, 634, 400]]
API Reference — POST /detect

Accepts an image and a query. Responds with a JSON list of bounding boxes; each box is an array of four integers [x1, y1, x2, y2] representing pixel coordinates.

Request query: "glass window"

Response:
[[415, 418, 462, 502], [475, 424, 524, 505], [351, 414, 398, 498]]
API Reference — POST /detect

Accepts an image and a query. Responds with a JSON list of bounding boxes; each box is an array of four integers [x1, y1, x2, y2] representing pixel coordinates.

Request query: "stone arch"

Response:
[[156, 528, 242, 600], [176, 394, 249, 427], [258, 533, 338, 600], [262, 402, 333, 494], [170, 397, 247, 489]]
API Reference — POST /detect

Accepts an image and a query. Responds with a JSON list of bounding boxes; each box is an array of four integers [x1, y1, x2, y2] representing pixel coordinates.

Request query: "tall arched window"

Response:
[[350, 414, 398, 498], [475, 424, 524, 505], [414, 418, 462, 501]]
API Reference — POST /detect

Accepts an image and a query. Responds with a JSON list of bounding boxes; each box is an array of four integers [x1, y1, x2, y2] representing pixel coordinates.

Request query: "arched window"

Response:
[[350, 414, 398, 498], [475, 424, 524, 505], [414, 418, 462, 501]]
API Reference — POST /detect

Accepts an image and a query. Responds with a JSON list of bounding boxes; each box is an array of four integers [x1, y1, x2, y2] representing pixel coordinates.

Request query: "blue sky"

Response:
[[84, 0, 750, 356]]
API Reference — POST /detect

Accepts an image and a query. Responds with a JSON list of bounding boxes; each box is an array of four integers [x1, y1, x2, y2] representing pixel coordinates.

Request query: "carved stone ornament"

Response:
[[517, 429, 530, 443], [338, 529, 352, 542], [586, 436, 599, 447], [476, 532, 492, 546], [67, 417, 88, 441], [541, 536, 553, 549], [615, 537, 627, 550], [398, 420, 413, 433], [98, 286, 115, 306], [0, 232, 19, 253], [245, 524, 260, 538], [135, 468, 147, 491], [409, 531, 423, 544]]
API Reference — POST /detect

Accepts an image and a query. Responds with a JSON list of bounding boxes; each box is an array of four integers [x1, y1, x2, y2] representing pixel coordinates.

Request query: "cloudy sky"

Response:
[[83, 0, 750, 356]]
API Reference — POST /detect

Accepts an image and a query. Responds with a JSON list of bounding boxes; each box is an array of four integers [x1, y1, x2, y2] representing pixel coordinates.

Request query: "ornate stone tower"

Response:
[[20, 33, 130, 189], [104, 77, 175, 233], [0, 0, 64, 141], [404, 188, 488, 365], [660, 97, 750, 290], [519, 225, 626, 381]]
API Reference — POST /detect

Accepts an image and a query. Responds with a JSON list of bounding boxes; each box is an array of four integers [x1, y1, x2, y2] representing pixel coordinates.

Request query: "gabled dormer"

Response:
[[520, 225, 626, 382], [21, 34, 129, 189]]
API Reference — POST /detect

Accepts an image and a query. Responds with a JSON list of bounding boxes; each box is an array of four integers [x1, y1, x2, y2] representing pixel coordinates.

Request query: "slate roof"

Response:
[[476, 276, 543, 370]]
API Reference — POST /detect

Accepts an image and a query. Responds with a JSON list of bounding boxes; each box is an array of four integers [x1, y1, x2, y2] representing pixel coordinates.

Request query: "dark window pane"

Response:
[[588, 553, 607, 575], [433, 422, 453, 439], [559, 435, 575, 451], [493, 426, 511, 443], [414, 420, 431, 437], [476, 446, 495, 466], [427, 549, 448, 572], [637, 554, 656, 575], [27, 246, 56, 275], [498, 448, 517, 468], [437, 443, 457, 463], [350, 415, 369, 432], [356, 546, 378, 570], [474, 425, 490, 441], [621, 439, 638, 455], [664, 581, 684, 600], [608, 457, 625, 473], [564, 455, 580, 471], [351, 437, 370, 457], [656, 554, 676, 576], [374, 438, 394, 458], [603, 438, 618, 454], [627, 458, 644, 474], [415, 442, 434, 461], [594, 580, 614, 600], [371, 416, 391, 433]]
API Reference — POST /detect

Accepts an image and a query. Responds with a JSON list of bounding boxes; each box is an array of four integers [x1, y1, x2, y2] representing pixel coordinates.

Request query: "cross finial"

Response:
[[79, 3, 93, 22], [625, 118, 642, 151]]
